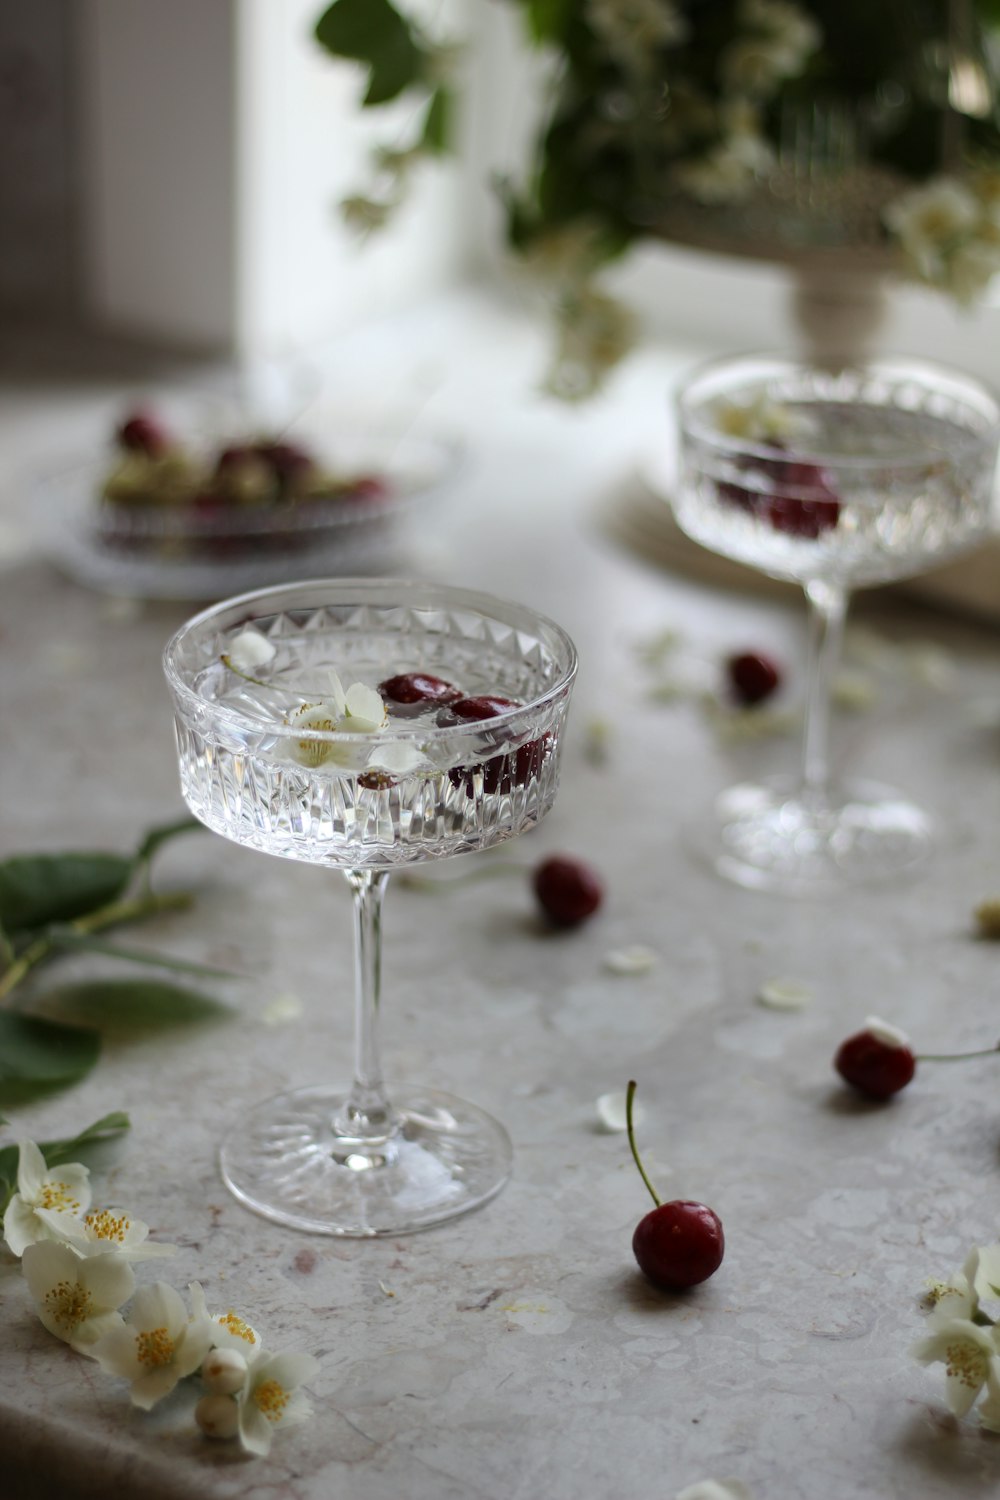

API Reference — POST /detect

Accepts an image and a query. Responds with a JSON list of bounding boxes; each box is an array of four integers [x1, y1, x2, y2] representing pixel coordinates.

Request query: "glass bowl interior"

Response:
[[677, 353, 1000, 475]]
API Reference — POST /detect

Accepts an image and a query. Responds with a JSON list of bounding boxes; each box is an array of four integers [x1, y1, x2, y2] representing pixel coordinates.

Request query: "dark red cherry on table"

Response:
[[632, 1200, 726, 1291], [834, 1019, 916, 1100], [117, 410, 170, 457], [727, 651, 781, 707], [380, 672, 463, 708], [533, 855, 603, 928], [626, 1081, 724, 1291]]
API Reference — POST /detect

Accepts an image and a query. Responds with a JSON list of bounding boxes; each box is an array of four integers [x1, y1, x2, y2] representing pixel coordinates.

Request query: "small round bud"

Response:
[[195, 1393, 240, 1440], [202, 1347, 248, 1395]]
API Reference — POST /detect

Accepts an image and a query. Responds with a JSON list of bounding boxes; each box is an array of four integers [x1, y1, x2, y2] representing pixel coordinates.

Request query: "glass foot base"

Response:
[[219, 1085, 512, 1237], [693, 776, 933, 895]]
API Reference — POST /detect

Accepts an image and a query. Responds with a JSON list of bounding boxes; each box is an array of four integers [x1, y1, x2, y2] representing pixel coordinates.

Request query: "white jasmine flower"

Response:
[[202, 1346, 249, 1395], [21, 1239, 135, 1350], [288, 674, 388, 768], [586, 0, 687, 75], [885, 178, 981, 280], [911, 1316, 1000, 1417], [91, 1281, 214, 1410], [947, 237, 1000, 304], [238, 1350, 321, 1456], [196, 1392, 242, 1440], [72, 1206, 178, 1262], [2, 1140, 91, 1256], [926, 1244, 1000, 1325], [225, 628, 276, 677], [190, 1280, 263, 1354]]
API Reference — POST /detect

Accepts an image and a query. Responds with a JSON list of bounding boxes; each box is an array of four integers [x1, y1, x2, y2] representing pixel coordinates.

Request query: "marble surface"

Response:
[[3, 297, 1000, 1500]]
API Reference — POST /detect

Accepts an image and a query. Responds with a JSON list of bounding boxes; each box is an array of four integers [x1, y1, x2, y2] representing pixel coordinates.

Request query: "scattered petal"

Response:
[[595, 1090, 640, 1132], [367, 739, 428, 775], [864, 1015, 910, 1050], [677, 1482, 752, 1500], [603, 945, 658, 976], [261, 991, 304, 1026], [99, 596, 144, 624], [582, 717, 612, 766], [831, 669, 877, 712], [906, 643, 957, 690], [757, 977, 812, 1011]]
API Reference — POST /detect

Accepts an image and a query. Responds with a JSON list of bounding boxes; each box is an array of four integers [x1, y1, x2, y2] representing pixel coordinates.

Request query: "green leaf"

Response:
[[421, 86, 451, 154], [37, 978, 232, 1031], [0, 1012, 100, 1086], [522, 0, 574, 43], [40, 1111, 131, 1167], [45, 930, 238, 982], [134, 815, 202, 866], [0, 853, 133, 932], [315, 0, 426, 106]]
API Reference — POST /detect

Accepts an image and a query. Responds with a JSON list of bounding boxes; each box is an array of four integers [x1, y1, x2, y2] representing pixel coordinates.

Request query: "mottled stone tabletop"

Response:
[[3, 300, 1000, 1500]]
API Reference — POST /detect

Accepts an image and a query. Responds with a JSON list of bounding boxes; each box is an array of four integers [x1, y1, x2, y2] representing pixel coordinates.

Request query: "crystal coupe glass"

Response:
[[674, 354, 1000, 894], [164, 579, 577, 1235]]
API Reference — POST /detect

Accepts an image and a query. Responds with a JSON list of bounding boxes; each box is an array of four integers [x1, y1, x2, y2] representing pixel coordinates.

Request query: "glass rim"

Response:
[[675, 351, 1000, 471], [163, 577, 579, 745]]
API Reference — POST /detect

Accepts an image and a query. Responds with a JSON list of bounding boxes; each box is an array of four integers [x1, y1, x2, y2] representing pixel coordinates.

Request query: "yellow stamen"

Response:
[[39, 1182, 81, 1213], [217, 1311, 256, 1344], [254, 1378, 289, 1422], [84, 1209, 131, 1244], [44, 1279, 93, 1332], [135, 1327, 175, 1368], [945, 1340, 987, 1390]]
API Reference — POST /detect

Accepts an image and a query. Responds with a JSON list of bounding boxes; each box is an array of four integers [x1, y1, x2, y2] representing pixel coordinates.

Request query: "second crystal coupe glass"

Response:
[[164, 580, 577, 1235], [675, 354, 1000, 894]]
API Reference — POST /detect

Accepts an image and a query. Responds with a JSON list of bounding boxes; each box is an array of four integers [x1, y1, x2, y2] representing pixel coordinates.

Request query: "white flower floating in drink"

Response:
[[287, 669, 388, 769]]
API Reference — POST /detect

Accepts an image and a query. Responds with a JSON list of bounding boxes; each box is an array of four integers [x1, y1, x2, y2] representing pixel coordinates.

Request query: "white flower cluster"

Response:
[[674, 0, 820, 205], [884, 172, 1000, 305], [585, 0, 687, 78], [912, 1241, 1000, 1428], [2, 1140, 318, 1457]]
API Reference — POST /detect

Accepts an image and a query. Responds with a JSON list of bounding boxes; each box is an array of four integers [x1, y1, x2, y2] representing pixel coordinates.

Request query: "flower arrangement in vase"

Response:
[[316, 0, 1000, 391]]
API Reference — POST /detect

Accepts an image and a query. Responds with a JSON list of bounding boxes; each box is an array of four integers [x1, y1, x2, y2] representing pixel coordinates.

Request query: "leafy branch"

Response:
[[0, 817, 234, 1102]]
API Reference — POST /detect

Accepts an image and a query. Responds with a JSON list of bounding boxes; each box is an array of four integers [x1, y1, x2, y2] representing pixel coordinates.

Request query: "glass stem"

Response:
[[339, 868, 395, 1141], [800, 579, 848, 805]]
